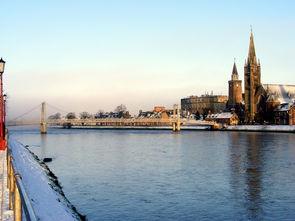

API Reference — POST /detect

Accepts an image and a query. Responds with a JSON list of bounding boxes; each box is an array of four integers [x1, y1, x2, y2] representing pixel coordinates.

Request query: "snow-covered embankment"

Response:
[[225, 125, 295, 132], [8, 138, 84, 221]]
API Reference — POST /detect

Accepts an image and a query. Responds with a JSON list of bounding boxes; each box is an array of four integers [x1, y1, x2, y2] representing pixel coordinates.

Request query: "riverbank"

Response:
[[50, 125, 212, 130], [49, 124, 295, 133], [224, 125, 295, 133], [7, 139, 83, 220]]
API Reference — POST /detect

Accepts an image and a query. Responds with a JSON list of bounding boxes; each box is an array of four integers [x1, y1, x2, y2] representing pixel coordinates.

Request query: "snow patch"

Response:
[[263, 84, 295, 104], [207, 112, 233, 119], [226, 125, 295, 132]]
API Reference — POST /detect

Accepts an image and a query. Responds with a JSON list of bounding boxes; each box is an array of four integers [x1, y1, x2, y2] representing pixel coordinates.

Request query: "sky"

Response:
[[1, 0, 295, 119]]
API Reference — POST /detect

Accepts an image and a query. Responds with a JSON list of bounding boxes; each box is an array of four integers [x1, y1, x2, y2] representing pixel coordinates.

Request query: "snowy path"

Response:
[[0, 150, 14, 221]]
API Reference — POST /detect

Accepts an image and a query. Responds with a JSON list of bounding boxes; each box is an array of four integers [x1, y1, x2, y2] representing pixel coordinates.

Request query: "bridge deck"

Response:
[[8, 119, 218, 127]]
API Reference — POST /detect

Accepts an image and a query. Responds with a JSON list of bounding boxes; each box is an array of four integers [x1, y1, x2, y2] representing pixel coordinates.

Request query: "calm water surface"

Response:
[[9, 126, 295, 220]]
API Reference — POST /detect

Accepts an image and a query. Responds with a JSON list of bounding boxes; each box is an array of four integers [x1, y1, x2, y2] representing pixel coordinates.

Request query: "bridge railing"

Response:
[[47, 118, 181, 124], [47, 118, 217, 125], [7, 148, 38, 221], [7, 118, 219, 127]]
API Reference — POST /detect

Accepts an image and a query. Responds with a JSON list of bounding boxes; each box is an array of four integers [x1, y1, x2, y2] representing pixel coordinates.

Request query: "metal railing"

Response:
[[7, 118, 219, 126], [7, 148, 38, 221]]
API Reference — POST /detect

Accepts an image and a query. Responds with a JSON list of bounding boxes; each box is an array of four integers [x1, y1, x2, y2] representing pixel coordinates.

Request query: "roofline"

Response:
[[262, 83, 295, 87]]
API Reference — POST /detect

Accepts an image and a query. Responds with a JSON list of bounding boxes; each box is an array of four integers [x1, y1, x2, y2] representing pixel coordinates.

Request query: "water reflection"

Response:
[[244, 133, 263, 220], [229, 132, 264, 220], [40, 134, 47, 160]]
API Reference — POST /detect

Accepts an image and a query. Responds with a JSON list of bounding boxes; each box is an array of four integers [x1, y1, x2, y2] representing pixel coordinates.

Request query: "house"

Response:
[[137, 107, 171, 119], [274, 103, 295, 125], [206, 112, 239, 125]]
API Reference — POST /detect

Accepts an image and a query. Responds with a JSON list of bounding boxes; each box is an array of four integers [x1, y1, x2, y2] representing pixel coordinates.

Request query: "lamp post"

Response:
[[0, 58, 6, 150]]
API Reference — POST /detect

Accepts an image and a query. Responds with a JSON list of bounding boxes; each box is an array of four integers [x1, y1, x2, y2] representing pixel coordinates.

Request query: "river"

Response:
[[9, 126, 295, 220]]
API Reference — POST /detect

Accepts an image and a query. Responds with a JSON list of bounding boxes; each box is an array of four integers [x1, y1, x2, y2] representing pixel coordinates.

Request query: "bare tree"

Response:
[[94, 110, 104, 118], [80, 112, 92, 119], [114, 104, 130, 118], [48, 112, 61, 119], [66, 112, 76, 119], [114, 104, 127, 113]]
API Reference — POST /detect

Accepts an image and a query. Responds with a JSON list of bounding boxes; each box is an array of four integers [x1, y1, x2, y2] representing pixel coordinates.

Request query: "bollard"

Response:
[[9, 162, 15, 210], [7, 153, 10, 189], [177, 120, 181, 132], [6, 148, 8, 168], [14, 174, 22, 221]]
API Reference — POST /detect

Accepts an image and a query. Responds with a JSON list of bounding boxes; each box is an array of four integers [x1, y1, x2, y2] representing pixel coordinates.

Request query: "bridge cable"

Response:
[[46, 103, 70, 114], [10, 104, 41, 121]]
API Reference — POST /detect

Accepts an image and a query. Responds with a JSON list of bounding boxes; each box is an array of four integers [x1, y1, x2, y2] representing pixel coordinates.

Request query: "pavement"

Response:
[[0, 150, 13, 221]]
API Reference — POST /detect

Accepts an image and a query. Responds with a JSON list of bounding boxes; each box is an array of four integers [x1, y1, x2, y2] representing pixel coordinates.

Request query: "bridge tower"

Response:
[[40, 102, 47, 134], [172, 104, 181, 132]]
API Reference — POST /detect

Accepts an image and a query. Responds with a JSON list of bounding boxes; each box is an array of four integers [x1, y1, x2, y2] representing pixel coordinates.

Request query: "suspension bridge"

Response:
[[7, 102, 220, 132]]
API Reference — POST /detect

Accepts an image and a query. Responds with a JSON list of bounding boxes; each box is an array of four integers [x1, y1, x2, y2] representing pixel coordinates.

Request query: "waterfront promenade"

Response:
[[0, 150, 13, 220]]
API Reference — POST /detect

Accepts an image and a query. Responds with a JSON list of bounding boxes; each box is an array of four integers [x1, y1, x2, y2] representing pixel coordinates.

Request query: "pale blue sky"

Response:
[[1, 0, 295, 118]]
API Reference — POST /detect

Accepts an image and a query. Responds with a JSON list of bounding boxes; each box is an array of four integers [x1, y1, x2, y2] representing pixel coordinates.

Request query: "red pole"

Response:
[[0, 57, 6, 151], [0, 73, 4, 150], [0, 58, 6, 150], [3, 91, 6, 149]]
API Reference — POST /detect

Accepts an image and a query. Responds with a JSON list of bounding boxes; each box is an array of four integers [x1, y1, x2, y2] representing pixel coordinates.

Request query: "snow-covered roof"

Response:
[[274, 103, 294, 112], [207, 112, 234, 119], [137, 111, 170, 119], [263, 84, 295, 104]]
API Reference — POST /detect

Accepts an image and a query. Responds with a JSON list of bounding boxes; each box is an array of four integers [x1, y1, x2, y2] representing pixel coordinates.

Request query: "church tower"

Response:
[[244, 31, 262, 123], [228, 61, 242, 108]]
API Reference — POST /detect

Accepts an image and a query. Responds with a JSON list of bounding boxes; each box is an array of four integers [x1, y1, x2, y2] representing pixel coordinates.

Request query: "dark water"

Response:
[[9, 126, 295, 221]]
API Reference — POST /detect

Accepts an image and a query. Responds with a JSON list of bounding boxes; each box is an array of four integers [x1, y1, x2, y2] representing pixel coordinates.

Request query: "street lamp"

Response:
[[0, 58, 6, 150], [0, 58, 5, 74]]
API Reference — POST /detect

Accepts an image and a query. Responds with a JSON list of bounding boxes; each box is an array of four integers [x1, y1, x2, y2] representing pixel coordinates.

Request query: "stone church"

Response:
[[228, 32, 295, 125]]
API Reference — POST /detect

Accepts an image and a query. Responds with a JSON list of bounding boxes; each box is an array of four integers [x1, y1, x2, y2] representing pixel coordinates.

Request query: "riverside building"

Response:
[[181, 31, 295, 125], [181, 94, 228, 115], [242, 31, 295, 124], [233, 31, 295, 124]]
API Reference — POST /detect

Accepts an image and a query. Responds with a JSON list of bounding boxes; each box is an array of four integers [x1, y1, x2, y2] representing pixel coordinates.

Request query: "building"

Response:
[[137, 106, 172, 119], [274, 103, 295, 125], [244, 31, 263, 123], [242, 31, 295, 124], [206, 112, 239, 125], [181, 94, 228, 115], [262, 84, 295, 124], [153, 106, 166, 112], [182, 31, 295, 125], [228, 61, 242, 108]]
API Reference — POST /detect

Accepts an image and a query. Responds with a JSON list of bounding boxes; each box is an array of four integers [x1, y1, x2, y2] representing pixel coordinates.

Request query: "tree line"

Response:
[[48, 104, 131, 120]]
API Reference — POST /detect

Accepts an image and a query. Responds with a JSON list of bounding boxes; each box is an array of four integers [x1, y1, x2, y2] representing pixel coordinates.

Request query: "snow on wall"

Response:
[[207, 112, 233, 119], [226, 125, 295, 132], [8, 138, 83, 221]]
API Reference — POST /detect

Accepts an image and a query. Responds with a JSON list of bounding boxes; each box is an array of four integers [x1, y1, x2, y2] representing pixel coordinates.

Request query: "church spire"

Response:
[[231, 60, 239, 80], [232, 60, 238, 75], [247, 31, 257, 64]]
